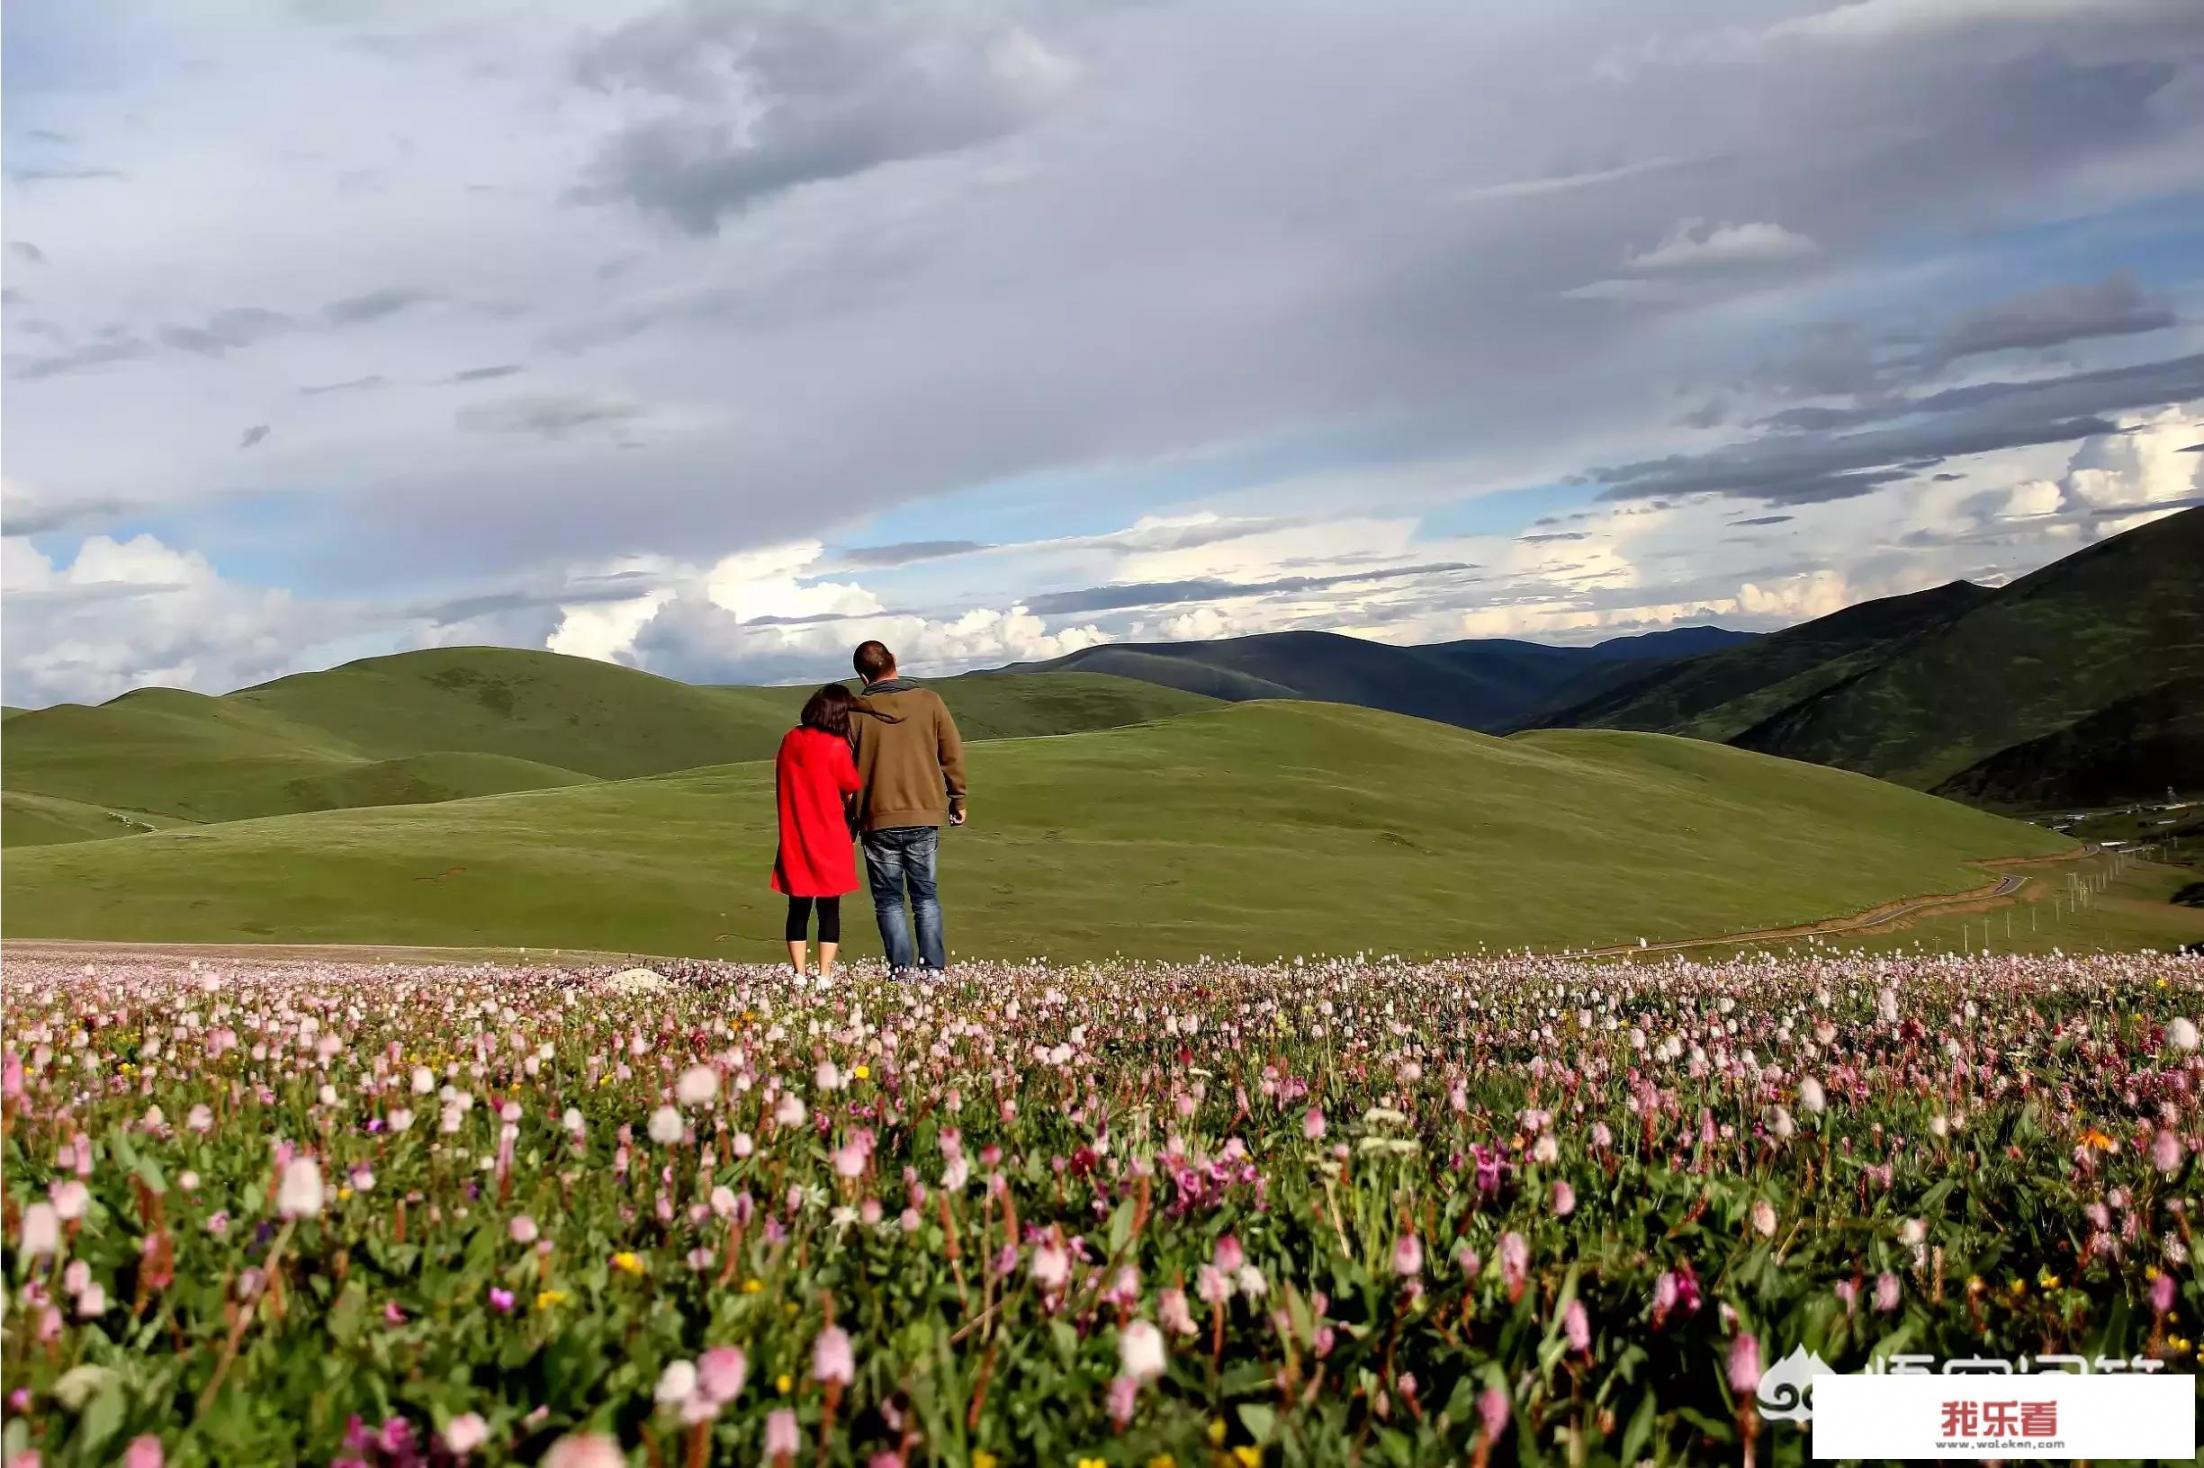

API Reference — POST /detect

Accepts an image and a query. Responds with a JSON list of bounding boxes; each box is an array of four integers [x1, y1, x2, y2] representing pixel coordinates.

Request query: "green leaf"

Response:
[[1108, 1198, 1134, 1257], [1238, 1402, 1278, 1443], [1620, 1389, 1657, 1465]]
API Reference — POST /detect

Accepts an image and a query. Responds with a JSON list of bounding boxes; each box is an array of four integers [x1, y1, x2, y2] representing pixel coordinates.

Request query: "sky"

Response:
[[4, 0, 2203, 705]]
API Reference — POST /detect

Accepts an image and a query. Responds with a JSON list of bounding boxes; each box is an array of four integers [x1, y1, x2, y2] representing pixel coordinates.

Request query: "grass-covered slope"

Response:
[[0, 648, 1216, 836], [1930, 678, 2204, 810], [1, 791, 193, 847], [1731, 507, 2204, 788], [4, 701, 2067, 961]]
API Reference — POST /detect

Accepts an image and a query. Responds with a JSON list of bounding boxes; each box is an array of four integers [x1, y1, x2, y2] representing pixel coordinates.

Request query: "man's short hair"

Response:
[[853, 640, 896, 683]]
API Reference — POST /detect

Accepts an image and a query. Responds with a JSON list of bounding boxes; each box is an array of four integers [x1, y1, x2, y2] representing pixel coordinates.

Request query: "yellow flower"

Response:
[[2038, 1267, 2060, 1289], [973, 1455, 999, 1468], [1233, 1450, 1261, 1467], [536, 1289, 570, 1310], [1146, 1458, 1177, 1468], [610, 1252, 644, 1276], [743, 1277, 764, 1294], [1208, 1420, 1226, 1446], [776, 1373, 793, 1396], [1072, 1459, 1101, 1468], [337, 1186, 355, 1203], [853, 1064, 871, 1081], [2007, 1278, 2026, 1296], [2079, 1127, 2116, 1151]]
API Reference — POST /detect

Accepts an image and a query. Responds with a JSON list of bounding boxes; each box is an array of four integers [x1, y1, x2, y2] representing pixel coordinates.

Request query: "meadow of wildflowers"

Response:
[[4, 948, 2201, 1465]]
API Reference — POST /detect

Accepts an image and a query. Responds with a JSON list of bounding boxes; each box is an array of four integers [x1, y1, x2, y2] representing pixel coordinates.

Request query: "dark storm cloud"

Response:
[[1023, 562, 1477, 616], [449, 363, 525, 382], [1594, 416, 2121, 505], [1517, 531, 1589, 543], [238, 425, 271, 449], [323, 286, 432, 324], [1733, 515, 1793, 526], [834, 540, 992, 568], [5, 241, 45, 264], [572, 5, 1071, 234], [1930, 273, 2175, 364], [158, 307, 293, 356], [1757, 352, 2204, 434]]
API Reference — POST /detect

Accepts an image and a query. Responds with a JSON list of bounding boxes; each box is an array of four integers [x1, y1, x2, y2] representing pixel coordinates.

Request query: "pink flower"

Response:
[[1498, 1232, 1529, 1301], [2152, 1273, 2177, 1316], [765, 1409, 800, 1462], [487, 1286, 515, 1314], [1392, 1234, 1423, 1277], [1196, 1264, 1233, 1305], [1873, 1272, 1901, 1313], [2154, 1129, 2185, 1174], [1476, 1386, 1510, 1441], [812, 1326, 855, 1386], [442, 1415, 488, 1457], [1551, 1181, 1576, 1217], [1119, 1319, 1167, 1382], [1562, 1299, 1590, 1354], [122, 1437, 163, 1468], [1106, 1374, 1140, 1429], [698, 1346, 747, 1404], [1727, 1333, 1761, 1396], [1303, 1108, 1326, 1140], [1213, 1234, 1246, 1274], [1159, 1287, 1198, 1336], [542, 1434, 625, 1468], [1032, 1236, 1071, 1291], [508, 1215, 538, 1245]]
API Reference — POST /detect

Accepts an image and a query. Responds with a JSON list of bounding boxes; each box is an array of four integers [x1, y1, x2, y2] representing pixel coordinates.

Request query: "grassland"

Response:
[[4, 701, 2069, 962], [0, 791, 194, 847], [0, 648, 1215, 835]]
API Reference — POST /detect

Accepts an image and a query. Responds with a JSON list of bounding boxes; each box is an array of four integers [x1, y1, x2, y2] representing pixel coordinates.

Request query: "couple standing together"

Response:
[[769, 640, 966, 980]]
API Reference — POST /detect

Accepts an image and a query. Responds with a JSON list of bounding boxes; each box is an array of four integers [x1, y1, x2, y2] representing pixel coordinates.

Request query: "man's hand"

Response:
[[948, 802, 968, 827]]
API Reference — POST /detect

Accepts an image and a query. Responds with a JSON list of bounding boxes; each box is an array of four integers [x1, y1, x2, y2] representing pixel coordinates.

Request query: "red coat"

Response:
[[771, 727, 862, 897]]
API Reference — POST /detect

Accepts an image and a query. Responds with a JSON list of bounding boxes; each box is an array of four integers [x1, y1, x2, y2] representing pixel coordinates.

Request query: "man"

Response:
[[848, 640, 967, 975]]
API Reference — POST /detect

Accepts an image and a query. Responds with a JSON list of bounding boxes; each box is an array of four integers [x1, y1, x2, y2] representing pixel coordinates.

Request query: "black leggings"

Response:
[[784, 895, 841, 944]]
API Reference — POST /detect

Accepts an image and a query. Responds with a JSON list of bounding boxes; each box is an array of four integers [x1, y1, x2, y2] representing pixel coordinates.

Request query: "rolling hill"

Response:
[[0, 648, 1215, 836], [2, 701, 2067, 961], [1536, 507, 2204, 807], [1004, 625, 1756, 731]]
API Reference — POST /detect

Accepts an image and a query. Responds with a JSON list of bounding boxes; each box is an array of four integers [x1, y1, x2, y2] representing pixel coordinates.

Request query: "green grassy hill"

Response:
[[3, 701, 2067, 961], [1011, 627, 1757, 732], [1, 648, 1215, 838], [1534, 508, 2203, 803], [1, 791, 193, 847], [1930, 678, 2204, 810]]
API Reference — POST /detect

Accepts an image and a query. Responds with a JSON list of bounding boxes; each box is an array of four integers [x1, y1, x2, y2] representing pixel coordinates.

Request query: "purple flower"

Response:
[[1562, 1299, 1590, 1354], [487, 1286, 516, 1314], [1727, 1333, 1761, 1396]]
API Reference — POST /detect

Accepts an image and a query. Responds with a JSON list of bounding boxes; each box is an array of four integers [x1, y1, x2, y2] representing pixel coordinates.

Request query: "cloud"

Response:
[[238, 425, 271, 450], [5, 241, 45, 264], [1930, 272, 2175, 363], [455, 392, 644, 438], [300, 375, 387, 395], [573, 6, 1082, 233], [833, 539, 992, 568], [0, 481, 139, 537], [323, 286, 433, 324], [156, 307, 295, 356], [6, 336, 152, 381], [1625, 218, 1820, 271], [1021, 562, 1478, 616], [449, 363, 525, 382]]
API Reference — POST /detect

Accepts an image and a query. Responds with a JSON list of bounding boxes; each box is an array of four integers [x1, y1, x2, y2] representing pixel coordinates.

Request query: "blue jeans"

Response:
[[861, 826, 945, 973]]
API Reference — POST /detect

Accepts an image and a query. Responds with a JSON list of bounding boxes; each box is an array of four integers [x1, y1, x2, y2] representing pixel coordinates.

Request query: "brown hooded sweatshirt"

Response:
[[850, 678, 967, 831]]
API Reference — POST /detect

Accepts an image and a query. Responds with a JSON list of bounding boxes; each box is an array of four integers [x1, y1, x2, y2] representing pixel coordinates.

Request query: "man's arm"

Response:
[[936, 698, 968, 823]]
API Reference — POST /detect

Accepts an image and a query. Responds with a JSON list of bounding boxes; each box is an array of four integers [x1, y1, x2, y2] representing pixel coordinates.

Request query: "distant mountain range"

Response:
[[1003, 507, 2204, 811], [1002, 624, 1756, 732]]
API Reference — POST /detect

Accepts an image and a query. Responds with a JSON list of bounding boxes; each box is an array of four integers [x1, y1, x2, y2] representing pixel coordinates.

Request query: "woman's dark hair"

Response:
[[800, 682, 899, 737]]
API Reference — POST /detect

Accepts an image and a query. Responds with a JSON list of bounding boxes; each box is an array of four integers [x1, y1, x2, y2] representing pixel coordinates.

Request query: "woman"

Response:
[[772, 685, 868, 980]]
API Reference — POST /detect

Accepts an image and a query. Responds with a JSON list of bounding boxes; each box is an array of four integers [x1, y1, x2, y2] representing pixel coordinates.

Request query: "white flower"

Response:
[[1119, 1319, 1167, 1382], [647, 1107, 683, 1146], [2169, 1018, 2199, 1053], [655, 1359, 699, 1409], [1750, 1199, 1777, 1239], [411, 1066, 435, 1095], [277, 1157, 325, 1219], [387, 1108, 414, 1134], [814, 1060, 843, 1092], [676, 1065, 719, 1108], [1798, 1078, 1826, 1114]]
